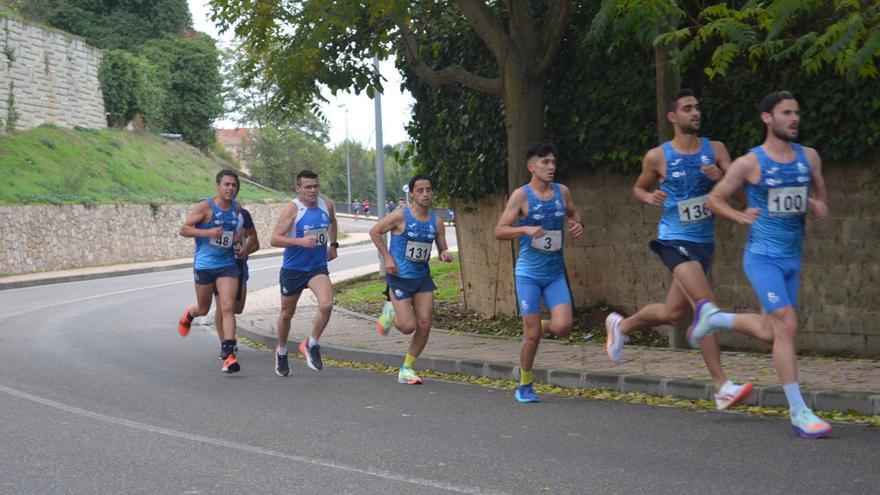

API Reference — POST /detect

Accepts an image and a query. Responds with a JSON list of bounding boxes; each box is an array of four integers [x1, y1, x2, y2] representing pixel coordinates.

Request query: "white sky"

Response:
[[188, 0, 414, 147]]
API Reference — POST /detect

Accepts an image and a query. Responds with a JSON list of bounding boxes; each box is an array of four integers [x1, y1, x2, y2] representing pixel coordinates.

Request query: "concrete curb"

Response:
[[235, 318, 880, 416], [0, 239, 374, 290]]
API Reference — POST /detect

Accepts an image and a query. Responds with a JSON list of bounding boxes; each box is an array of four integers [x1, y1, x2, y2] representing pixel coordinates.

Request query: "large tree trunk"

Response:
[[502, 62, 546, 194], [654, 20, 680, 144]]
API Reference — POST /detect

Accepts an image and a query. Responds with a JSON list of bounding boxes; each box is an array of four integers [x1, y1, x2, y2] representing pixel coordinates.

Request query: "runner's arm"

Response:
[[326, 198, 339, 260], [711, 141, 747, 205], [707, 154, 760, 225], [633, 148, 666, 206], [435, 216, 453, 262], [560, 185, 584, 239], [269, 202, 302, 248], [494, 189, 533, 240], [179, 201, 219, 238], [369, 209, 406, 260], [805, 147, 829, 219]]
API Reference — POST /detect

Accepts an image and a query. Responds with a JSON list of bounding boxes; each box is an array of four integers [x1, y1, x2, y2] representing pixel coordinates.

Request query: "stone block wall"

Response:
[[454, 163, 880, 357], [0, 203, 288, 275], [0, 15, 106, 132]]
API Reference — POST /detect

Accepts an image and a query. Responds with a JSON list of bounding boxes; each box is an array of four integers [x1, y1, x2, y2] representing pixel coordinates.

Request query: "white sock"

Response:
[[783, 382, 807, 415], [308, 336, 318, 348], [277, 346, 287, 356]]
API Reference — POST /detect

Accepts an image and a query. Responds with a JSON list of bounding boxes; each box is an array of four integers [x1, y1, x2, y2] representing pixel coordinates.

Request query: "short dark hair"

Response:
[[760, 90, 796, 114], [216, 169, 240, 187], [667, 89, 696, 113], [296, 169, 319, 185], [409, 174, 434, 192], [525, 143, 558, 162]]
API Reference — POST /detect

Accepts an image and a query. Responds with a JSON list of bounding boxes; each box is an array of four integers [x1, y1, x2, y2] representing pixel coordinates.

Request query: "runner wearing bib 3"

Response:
[[177, 169, 244, 374], [270, 170, 339, 377], [495, 143, 585, 404], [603, 89, 758, 411], [701, 90, 831, 439], [370, 174, 454, 385]]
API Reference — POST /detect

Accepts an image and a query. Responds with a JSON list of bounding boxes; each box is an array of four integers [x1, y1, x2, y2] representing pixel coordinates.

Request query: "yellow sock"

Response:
[[403, 354, 416, 368], [541, 319, 550, 333], [520, 370, 533, 386]]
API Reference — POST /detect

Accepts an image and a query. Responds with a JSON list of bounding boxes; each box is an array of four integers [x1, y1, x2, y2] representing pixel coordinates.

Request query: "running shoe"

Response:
[[604, 312, 627, 363], [221, 353, 240, 373], [398, 366, 423, 384], [714, 381, 753, 410], [686, 299, 722, 348], [378, 301, 395, 336], [275, 348, 290, 377], [178, 306, 193, 337], [514, 383, 540, 403], [790, 408, 832, 439], [299, 339, 323, 371]]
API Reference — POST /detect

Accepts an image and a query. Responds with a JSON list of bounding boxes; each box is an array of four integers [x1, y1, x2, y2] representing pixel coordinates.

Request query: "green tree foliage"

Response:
[[654, 0, 880, 80], [140, 35, 224, 150], [99, 50, 166, 129], [17, 0, 191, 50], [245, 125, 331, 192]]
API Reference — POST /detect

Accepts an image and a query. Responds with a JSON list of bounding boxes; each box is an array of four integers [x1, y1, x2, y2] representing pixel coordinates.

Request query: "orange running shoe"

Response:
[[222, 353, 240, 373], [178, 306, 193, 337]]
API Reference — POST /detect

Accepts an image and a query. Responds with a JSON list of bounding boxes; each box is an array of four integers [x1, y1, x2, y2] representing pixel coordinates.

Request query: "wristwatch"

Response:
[[330, 242, 340, 248]]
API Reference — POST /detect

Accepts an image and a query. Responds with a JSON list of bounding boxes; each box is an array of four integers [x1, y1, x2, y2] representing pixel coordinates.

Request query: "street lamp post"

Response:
[[374, 55, 387, 273], [337, 104, 352, 213]]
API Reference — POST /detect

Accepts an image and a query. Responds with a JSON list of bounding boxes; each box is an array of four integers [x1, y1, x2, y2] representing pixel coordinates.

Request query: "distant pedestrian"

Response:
[[352, 198, 361, 220], [363, 199, 371, 216]]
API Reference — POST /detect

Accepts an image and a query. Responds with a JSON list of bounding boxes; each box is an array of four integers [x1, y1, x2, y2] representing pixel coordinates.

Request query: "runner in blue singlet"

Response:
[[696, 91, 832, 439], [269, 170, 338, 377], [177, 169, 244, 374], [494, 143, 585, 403], [603, 89, 759, 411], [371, 174, 454, 385]]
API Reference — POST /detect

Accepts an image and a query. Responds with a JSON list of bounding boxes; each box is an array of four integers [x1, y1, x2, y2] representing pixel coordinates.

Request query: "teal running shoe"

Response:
[[378, 301, 395, 336], [686, 299, 722, 348], [514, 383, 540, 403], [791, 408, 831, 439], [398, 366, 423, 384]]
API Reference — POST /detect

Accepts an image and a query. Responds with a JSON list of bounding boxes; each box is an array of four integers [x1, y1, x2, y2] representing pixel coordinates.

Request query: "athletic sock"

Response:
[[185, 311, 194, 322], [221, 340, 236, 357], [403, 354, 416, 368], [277, 345, 288, 356], [308, 336, 318, 348], [520, 370, 533, 386], [783, 382, 807, 415], [706, 312, 735, 330]]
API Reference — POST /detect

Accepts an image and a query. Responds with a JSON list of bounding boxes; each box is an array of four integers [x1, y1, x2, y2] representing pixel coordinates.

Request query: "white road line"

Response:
[[0, 384, 505, 495]]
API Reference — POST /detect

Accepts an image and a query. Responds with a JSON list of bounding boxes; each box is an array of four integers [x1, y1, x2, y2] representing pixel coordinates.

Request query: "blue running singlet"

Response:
[[514, 183, 567, 278], [193, 198, 239, 270], [657, 138, 716, 243], [745, 144, 812, 258], [282, 197, 331, 271], [389, 206, 437, 279]]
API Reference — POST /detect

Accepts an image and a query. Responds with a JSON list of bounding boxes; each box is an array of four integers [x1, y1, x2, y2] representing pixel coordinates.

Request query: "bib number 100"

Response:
[[768, 187, 807, 216]]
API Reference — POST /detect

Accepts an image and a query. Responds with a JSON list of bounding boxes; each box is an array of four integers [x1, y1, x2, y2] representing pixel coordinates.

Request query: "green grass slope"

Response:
[[0, 126, 289, 205]]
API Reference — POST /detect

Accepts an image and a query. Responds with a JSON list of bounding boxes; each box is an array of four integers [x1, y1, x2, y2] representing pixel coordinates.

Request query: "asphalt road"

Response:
[[1, 237, 878, 494]]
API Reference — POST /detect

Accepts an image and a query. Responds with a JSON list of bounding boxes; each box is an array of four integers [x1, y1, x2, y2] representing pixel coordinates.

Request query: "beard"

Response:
[[770, 124, 797, 142], [679, 122, 700, 135]]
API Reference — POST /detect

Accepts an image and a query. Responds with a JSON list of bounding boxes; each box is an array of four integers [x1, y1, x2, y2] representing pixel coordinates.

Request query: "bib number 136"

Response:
[[677, 195, 712, 224]]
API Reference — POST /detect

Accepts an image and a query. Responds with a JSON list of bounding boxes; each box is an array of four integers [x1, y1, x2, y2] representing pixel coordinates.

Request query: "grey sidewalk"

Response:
[[237, 284, 880, 416]]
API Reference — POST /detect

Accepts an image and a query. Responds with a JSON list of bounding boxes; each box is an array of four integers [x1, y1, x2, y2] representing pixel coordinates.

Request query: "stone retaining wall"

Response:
[[453, 163, 880, 357]]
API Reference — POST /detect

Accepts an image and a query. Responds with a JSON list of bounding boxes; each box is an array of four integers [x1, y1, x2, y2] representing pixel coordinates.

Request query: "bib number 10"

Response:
[[405, 241, 432, 262], [768, 187, 807, 216], [303, 228, 328, 246]]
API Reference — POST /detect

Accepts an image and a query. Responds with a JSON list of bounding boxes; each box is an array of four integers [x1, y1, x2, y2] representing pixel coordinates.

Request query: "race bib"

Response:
[[405, 240, 432, 263], [303, 228, 328, 247], [531, 230, 562, 252], [677, 195, 712, 224], [209, 230, 235, 249], [768, 187, 807, 216]]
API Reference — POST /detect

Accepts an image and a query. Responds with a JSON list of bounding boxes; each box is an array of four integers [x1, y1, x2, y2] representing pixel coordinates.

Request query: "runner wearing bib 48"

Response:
[[370, 174, 454, 385], [270, 170, 339, 377], [495, 143, 585, 403], [603, 89, 760, 411], [702, 91, 831, 439]]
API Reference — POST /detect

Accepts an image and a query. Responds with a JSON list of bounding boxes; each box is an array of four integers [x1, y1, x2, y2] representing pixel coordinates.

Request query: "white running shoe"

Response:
[[714, 381, 753, 410], [604, 312, 627, 363]]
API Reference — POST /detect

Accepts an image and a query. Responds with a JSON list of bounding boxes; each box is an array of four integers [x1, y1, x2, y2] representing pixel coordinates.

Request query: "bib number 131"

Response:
[[405, 241, 432, 262]]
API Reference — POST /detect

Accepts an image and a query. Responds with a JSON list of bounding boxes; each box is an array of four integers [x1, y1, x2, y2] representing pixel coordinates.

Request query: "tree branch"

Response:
[[531, 0, 571, 77], [455, 0, 509, 60], [396, 17, 502, 96]]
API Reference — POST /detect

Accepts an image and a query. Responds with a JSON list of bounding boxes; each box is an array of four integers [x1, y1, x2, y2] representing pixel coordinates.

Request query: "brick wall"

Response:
[[0, 15, 106, 132], [454, 163, 880, 356]]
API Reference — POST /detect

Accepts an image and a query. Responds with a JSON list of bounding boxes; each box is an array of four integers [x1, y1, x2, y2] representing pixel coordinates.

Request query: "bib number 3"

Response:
[[405, 241, 432, 263], [531, 230, 562, 252], [677, 195, 712, 224], [768, 187, 807, 216]]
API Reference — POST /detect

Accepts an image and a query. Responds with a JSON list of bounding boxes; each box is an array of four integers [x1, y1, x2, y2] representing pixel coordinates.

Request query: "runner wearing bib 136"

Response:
[[371, 174, 453, 385], [495, 143, 584, 403], [603, 89, 764, 411]]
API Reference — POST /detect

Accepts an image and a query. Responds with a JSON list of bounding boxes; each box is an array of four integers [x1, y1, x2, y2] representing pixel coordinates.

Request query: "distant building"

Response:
[[215, 128, 254, 174]]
